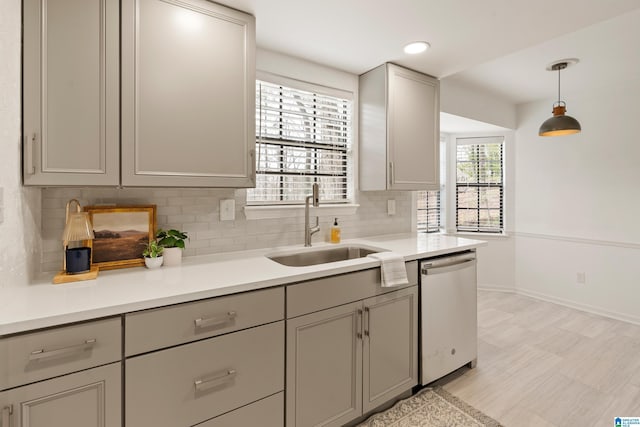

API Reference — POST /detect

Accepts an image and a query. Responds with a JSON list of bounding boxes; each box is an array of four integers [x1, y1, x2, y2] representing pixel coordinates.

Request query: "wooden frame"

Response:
[[84, 205, 156, 270]]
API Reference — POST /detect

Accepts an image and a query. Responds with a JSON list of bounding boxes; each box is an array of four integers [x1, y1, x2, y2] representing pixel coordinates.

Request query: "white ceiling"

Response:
[[219, 0, 640, 106]]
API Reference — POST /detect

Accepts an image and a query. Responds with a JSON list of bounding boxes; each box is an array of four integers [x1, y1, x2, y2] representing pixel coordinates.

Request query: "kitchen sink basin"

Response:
[[266, 245, 385, 267]]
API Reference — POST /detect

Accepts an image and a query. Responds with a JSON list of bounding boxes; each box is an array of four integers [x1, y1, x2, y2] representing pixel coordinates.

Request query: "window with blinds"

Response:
[[456, 137, 504, 233], [247, 80, 352, 204], [416, 190, 441, 233]]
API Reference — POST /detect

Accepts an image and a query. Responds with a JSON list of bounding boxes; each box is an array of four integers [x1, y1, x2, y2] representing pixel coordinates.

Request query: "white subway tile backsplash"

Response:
[[39, 187, 412, 272]]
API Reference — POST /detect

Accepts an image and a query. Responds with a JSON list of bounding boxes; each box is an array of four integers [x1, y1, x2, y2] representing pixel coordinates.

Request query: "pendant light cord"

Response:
[[557, 67, 561, 103]]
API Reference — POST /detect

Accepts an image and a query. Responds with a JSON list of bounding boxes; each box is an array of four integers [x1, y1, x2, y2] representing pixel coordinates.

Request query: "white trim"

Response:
[[256, 70, 354, 100], [515, 288, 640, 326], [448, 231, 511, 239], [513, 231, 640, 250], [244, 203, 359, 220], [478, 285, 515, 293]]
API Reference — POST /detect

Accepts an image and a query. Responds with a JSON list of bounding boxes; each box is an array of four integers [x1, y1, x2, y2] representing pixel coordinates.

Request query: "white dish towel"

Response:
[[367, 252, 409, 287]]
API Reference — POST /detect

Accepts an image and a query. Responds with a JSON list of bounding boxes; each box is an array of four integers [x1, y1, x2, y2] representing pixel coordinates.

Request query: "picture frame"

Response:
[[84, 205, 157, 270]]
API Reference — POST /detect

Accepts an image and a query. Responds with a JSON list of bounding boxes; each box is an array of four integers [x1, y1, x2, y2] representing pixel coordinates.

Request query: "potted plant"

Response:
[[156, 228, 188, 266], [142, 240, 164, 269]]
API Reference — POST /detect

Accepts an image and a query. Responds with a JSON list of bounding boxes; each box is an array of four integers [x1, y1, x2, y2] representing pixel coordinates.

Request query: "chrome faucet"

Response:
[[304, 183, 320, 247]]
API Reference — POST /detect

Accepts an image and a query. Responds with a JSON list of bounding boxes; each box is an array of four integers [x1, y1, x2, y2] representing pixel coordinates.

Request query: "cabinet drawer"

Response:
[[125, 287, 284, 356], [287, 261, 417, 318], [0, 362, 121, 427], [0, 317, 121, 391], [195, 392, 283, 427], [126, 321, 284, 427]]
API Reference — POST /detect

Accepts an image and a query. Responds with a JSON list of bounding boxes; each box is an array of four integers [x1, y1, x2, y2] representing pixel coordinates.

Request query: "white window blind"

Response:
[[416, 190, 440, 233], [247, 80, 352, 204], [456, 137, 504, 233]]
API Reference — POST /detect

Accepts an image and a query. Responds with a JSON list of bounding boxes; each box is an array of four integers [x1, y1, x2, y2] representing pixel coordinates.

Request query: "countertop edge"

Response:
[[0, 234, 486, 336]]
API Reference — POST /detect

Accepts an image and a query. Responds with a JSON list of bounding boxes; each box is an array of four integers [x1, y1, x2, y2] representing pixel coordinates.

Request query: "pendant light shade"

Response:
[[539, 60, 581, 137]]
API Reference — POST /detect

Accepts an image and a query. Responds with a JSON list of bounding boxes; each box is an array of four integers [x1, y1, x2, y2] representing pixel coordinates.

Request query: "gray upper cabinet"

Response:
[[359, 63, 440, 191], [23, 0, 120, 186], [121, 0, 256, 187]]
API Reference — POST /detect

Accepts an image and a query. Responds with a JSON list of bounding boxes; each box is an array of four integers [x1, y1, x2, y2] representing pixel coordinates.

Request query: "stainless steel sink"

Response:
[[266, 245, 385, 267]]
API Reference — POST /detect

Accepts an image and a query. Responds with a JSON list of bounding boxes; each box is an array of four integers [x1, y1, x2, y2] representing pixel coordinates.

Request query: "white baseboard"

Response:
[[514, 288, 640, 326], [477, 284, 515, 293]]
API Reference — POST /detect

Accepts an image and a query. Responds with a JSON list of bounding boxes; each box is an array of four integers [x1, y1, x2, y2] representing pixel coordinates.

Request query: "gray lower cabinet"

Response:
[[126, 321, 284, 427], [286, 271, 418, 427], [0, 362, 121, 427], [362, 288, 418, 414], [194, 392, 284, 427], [286, 301, 363, 427], [22, 0, 120, 185]]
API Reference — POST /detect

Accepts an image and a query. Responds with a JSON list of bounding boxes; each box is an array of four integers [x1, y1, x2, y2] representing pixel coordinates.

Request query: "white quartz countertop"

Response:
[[0, 233, 485, 336]]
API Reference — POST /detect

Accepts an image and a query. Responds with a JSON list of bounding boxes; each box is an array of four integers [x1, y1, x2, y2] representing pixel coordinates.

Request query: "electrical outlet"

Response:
[[387, 199, 396, 216], [220, 199, 235, 221], [576, 272, 586, 284]]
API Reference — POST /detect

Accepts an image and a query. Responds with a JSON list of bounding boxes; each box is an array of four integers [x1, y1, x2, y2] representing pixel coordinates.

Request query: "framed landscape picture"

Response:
[[84, 205, 157, 270]]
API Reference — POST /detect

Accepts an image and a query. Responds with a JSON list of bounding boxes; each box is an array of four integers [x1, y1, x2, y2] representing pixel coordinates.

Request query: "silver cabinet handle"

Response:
[[194, 311, 237, 329], [356, 309, 363, 339], [250, 148, 256, 179], [194, 369, 237, 392], [364, 307, 370, 337], [29, 339, 97, 361], [25, 133, 36, 175], [389, 162, 394, 185], [2, 405, 13, 427]]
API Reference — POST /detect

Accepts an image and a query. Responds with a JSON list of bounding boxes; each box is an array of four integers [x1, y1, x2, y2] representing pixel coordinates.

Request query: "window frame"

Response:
[[455, 136, 505, 234], [247, 74, 354, 206]]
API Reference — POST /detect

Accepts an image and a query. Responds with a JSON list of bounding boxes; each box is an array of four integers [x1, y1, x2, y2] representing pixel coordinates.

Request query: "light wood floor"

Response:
[[432, 290, 640, 427]]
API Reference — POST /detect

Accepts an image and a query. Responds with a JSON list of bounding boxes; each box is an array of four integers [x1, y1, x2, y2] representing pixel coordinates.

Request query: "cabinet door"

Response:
[[121, 0, 256, 187], [0, 362, 121, 427], [387, 64, 439, 190], [23, 0, 119, 186], [362, 286, 418, 414], [286, 302, 363, 427]]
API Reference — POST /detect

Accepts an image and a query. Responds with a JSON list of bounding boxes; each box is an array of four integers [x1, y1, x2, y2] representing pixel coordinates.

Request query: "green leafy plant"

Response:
[[156, 229, 188, 249], [142, 240, 164, 258]]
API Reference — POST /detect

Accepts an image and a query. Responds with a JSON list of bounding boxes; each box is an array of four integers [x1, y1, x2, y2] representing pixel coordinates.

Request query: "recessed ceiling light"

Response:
[[403, 41, 430, 55]]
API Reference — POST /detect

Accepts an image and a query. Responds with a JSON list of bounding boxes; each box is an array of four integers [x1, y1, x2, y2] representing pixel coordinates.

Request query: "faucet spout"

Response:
[[304, 183, 320, 247]]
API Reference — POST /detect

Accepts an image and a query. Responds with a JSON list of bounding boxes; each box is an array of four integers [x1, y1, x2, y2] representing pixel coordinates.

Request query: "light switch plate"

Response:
[[387, 199, 396, 216], [220, 199, 235, 221]]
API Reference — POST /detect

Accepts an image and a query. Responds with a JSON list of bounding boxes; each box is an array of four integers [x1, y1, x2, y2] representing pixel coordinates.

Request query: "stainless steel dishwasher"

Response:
[[420, 250, 477, 385]]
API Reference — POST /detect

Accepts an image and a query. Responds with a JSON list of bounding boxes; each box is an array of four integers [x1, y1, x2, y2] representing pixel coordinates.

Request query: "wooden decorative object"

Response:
[[83, 205, 157, 270], [53, 266, 100, 284]]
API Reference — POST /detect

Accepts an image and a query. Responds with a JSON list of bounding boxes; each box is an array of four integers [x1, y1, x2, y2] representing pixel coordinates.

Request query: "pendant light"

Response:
[[539, 59, 581, 137]]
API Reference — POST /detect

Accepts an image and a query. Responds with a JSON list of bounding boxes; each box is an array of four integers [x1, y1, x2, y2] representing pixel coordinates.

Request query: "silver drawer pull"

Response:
[[194, 369, 237, 392], [2, 405, 13, 427], [29, 339, 97, 361], [194, 311, 237, 329]]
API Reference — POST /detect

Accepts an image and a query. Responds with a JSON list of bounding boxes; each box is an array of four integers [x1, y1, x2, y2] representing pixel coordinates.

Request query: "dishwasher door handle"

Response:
[[422, 258, 475, 275]]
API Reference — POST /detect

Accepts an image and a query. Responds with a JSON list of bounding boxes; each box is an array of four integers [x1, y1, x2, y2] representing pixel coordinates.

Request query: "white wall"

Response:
[[0, 0, 41, 288], [440, 77, 516, 130], [514, 81, 640, 323]]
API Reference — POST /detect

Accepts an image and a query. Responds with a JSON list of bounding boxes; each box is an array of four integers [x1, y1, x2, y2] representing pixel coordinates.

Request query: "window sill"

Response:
[[445, 231, 511, 239], [244, 203, 360, 220]]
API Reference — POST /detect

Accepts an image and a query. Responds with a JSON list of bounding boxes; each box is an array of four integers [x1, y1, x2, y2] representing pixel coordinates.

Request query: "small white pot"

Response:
[[162, 247, 183, 266], [144, 256, 163, 269]]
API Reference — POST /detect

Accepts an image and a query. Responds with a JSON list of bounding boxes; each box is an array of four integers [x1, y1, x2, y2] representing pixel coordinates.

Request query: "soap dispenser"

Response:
[[330, 218, 341, 243]]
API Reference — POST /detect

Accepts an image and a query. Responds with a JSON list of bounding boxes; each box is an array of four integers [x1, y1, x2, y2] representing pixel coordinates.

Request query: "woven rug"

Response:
[[357, 387, 504, 427]]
